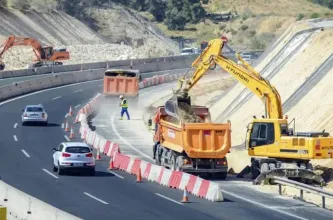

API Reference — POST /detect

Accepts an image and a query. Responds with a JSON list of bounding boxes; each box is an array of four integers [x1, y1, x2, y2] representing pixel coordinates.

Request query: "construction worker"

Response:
[[119, 95, 130, 120], [153, 109, 161, 159]]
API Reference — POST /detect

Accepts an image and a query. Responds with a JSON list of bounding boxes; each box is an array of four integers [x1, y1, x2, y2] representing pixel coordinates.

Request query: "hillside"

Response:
[[0, 4, 179, 70], [148, 0, 333, 50]]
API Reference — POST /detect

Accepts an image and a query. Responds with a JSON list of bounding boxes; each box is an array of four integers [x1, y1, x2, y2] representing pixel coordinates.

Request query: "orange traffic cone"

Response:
[[136, 167, 142, 183], [95, 150, 102, 160], [69, 127, 75, 139], [108, 156, 115, 170], [68, 106, 73, 116], [64, 121, 69, 132], [181, 186, 189, 203]]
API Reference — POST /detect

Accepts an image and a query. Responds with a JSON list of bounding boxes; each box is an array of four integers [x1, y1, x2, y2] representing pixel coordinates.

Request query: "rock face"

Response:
[[0, 5, 179, 70]]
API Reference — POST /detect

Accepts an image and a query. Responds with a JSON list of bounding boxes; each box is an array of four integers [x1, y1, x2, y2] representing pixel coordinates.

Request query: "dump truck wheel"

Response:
[[170, 155, 176, 171], [251, 160, 260, 179], [215, 172, 227, 180], [155, 150, 160, 165]]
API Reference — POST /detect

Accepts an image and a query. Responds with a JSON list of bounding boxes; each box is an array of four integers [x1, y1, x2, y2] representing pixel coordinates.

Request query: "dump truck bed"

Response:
[[157, 106, 231, 159], [103, 69, 139, 97]]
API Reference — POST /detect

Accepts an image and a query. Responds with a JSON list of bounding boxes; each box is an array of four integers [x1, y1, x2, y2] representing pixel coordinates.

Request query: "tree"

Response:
[[130, 0, 149, 11], [188, 0, 206, 23], [150, 0, 167, 22], [165, 1, 187, 30]]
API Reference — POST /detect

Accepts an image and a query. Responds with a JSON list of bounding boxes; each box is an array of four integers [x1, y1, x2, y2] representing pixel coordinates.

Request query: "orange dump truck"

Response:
[[103, 69, 140, 105], [150, 105, 231, 179]]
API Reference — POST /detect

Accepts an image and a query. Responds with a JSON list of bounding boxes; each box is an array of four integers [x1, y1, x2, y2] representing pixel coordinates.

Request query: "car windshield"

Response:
[[26, 107, 43, 112], [65, 146, 90, 153]]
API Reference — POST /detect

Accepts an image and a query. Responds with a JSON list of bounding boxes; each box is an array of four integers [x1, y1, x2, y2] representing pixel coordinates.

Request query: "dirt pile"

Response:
[[176, 102, 203, 123]]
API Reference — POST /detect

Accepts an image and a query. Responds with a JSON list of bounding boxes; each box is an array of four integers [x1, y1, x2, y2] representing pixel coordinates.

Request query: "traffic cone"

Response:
[[64, 120, 69, 132], [108, 156, 115, 170], [69, 127, 75, 139], [181, 186, 189, 203], [68, 106, 73, 116], [95, 150, 101, 160], [136, 167, 142, 183]]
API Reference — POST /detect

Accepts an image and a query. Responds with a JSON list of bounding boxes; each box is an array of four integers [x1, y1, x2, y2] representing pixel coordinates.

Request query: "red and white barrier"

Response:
[[75, 78, 224, 202]]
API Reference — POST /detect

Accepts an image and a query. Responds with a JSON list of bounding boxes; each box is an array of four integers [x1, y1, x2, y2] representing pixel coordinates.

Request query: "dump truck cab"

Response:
[[103, 69, 140, 107]]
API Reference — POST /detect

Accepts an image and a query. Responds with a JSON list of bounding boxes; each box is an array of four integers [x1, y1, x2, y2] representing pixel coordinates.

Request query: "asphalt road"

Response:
[[0, 79, 287, 220]]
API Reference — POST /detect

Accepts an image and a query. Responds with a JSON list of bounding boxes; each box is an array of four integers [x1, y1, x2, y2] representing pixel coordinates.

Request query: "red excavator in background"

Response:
[[0, 35, 70, 70]]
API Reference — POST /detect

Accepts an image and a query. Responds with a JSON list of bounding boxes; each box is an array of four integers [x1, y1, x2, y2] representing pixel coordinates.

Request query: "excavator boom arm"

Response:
[[173, 38, 283, 119]]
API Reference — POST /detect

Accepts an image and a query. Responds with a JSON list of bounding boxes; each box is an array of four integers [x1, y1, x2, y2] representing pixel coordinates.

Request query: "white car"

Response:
[[52, 142, 95, 176], [21, 104, 48, 126]]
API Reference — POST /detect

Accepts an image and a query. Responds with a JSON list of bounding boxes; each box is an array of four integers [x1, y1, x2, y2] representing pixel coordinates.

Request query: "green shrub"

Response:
[[310, 12, 320, 19], [242, 14, 249, 21], [296, 13, 305, 21], [202, 0, 209, 4], [240, 24, 249, 31], [249, 30, 256, 37], [231, 29, 237, 36]]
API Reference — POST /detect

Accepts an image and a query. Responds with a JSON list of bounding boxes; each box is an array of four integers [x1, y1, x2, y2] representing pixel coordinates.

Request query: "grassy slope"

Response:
[[142, 0, 333, 50]]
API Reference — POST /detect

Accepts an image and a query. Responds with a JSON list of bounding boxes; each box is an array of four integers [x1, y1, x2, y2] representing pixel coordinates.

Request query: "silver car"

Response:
[[21, 104, 48, 126], [52, 142, 96, 176]]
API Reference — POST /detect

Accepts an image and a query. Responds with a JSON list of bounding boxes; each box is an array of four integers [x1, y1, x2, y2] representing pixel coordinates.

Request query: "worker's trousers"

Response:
[[120, 108, 130, 120]]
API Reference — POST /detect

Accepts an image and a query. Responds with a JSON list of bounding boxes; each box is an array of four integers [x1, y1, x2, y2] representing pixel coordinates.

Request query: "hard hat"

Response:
[[119, 95, 123, 99]]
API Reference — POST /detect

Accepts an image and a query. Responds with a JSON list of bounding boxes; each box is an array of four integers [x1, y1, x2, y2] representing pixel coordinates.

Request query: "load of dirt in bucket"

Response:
[[176, 102, 204, 123]]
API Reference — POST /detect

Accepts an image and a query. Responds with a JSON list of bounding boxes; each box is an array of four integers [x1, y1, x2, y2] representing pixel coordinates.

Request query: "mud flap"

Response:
[[253, 168, 326, 186]]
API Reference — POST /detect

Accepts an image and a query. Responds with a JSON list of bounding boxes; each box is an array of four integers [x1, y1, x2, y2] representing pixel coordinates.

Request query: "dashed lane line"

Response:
[[52, 96, 62, 100], [155, 193, 184, 206], [21, 149, 30, 158], [42, 169, 59, 179], [107, 170, 124, 179], [14, 123, 18, 128], [13, 135, 18, 142], [64, 135, 70, 141], [83, 192, 108, 205], [74, 104, 81, 109]]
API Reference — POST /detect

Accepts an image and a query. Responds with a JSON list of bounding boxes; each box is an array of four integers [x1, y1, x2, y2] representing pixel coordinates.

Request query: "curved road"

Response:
[[0, 79, 267, 220], [0, 78, 332, 220]]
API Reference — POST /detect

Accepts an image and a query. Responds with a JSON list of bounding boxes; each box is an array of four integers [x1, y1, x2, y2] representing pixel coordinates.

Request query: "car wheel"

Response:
[[44, 121, 48, 126], [58, 163, 64, 175], [89, 169, 95, 176], [22, 122, 25, 126], [53, 161, 58, 172]]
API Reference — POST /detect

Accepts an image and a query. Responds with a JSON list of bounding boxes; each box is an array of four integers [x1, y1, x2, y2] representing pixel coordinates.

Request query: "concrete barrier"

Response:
[[0, 54, 198, 80], [0, 180, 81, 220]]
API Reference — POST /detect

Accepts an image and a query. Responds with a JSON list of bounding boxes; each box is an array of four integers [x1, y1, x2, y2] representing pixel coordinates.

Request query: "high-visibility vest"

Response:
[[121, 99, 128, 108]]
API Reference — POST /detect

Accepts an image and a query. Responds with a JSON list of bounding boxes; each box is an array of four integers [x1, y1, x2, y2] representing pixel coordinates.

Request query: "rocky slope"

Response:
[[0, 5, 179, 70]]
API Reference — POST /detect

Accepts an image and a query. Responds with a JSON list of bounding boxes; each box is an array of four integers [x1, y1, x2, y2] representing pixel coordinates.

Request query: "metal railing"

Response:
[[273, 177, 333, 209]]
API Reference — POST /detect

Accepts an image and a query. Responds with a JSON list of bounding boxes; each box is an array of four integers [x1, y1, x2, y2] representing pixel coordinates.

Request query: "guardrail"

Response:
[[273, 177, 333, 209]]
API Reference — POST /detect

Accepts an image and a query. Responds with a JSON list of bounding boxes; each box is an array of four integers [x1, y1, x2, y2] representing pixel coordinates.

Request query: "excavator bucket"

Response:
[[164, 94, 191, 119]]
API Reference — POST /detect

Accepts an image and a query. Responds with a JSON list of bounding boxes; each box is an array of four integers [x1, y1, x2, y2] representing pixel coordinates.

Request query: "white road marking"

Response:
[[65, 113, 68, 118], [64, 135, 70, 141], [0, 79, 101, 108], [74, 89, 83, 93], [74, 104, 81, 109], [14, 123, 18, 128], [42, 169, 59, 179], [155, 193, 184, 206], [110, 113, 153, 161], [52, 96, 61, 100], [221, 190, 308, 220], [84, 192, 108, 205], [107, 170, 124, 179], [21, 149, 30, 158], [61, 123, 64, 129], [13, 135, 18, 141]]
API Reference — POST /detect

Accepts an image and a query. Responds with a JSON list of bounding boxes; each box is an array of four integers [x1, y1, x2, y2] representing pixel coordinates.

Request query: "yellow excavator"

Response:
[[165, 36, 332, 185]]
